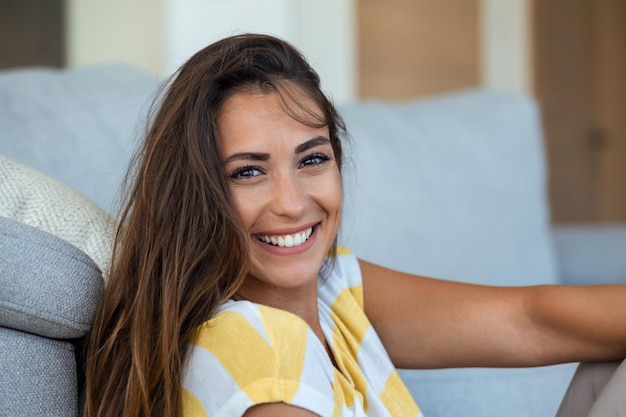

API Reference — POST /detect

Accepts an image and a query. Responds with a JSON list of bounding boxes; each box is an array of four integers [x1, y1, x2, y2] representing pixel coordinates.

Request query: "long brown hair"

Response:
[[84, 34, 346, 417]]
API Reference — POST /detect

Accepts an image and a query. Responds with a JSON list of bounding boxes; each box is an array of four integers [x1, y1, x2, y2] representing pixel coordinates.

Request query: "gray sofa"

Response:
[[1, 65, 625, 417]]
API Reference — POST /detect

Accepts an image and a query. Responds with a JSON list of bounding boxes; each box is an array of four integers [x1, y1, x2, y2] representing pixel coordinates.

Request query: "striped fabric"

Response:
[[182, 249, 423, 417]]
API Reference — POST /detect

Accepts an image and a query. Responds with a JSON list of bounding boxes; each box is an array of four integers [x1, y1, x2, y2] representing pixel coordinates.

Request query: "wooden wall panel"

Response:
[[358, 0, 480, 99], [533, 0, 598, 222], [594, 0, 626, 221], [534, 0, 626, 222], [0, 0, 65, 69]]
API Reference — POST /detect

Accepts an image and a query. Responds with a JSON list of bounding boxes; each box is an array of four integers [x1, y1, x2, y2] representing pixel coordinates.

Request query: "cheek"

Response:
[[318, 170, 343, 217], [228, 186, 258, 231]]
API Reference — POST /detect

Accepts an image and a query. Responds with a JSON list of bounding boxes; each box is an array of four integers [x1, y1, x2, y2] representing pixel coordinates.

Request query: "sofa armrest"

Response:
[[552, 224, 626, 285], [0, 216, 104, 339]]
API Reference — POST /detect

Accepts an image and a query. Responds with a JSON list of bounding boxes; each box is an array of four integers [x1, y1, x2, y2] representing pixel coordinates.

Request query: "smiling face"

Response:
[[217, 87, 342, 305]]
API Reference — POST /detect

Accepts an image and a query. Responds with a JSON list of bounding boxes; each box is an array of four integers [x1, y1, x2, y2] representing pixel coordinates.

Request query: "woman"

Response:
[[84, 34, 626, 417]]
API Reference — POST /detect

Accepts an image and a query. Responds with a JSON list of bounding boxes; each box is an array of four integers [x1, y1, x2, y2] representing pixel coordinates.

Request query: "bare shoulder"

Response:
[[358, 258, 452, 316], [358, 258, 440, 337], [243, 402, 320, 417]]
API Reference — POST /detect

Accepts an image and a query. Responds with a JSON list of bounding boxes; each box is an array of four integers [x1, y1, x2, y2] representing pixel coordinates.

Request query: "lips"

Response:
[[256, 226, 314, 248]]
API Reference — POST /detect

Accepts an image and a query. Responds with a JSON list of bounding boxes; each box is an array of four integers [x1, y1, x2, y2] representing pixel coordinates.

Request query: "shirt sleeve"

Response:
[[181, 301, 337, 417]]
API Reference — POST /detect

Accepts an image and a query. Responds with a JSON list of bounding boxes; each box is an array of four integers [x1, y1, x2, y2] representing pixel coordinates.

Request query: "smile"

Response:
[[257, 226, 314, 248]]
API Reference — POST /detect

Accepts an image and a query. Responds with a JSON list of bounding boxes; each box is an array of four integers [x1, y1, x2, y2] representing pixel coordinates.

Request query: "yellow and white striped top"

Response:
[[182, 249, 423, 417]]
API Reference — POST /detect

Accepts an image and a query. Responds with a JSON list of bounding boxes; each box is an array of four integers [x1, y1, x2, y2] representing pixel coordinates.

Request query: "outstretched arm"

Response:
[[360, 259, 626, 370]]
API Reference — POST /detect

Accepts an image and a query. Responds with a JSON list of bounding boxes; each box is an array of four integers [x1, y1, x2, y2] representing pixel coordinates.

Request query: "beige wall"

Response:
[[66, 0, 165, 75], [65, 0, 356, 102], [65, 0, 530, 101], [480, 0, 532, 95]]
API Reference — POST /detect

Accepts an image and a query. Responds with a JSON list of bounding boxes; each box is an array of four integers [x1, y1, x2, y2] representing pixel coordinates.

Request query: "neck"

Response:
[[235, 277, 326, 344]]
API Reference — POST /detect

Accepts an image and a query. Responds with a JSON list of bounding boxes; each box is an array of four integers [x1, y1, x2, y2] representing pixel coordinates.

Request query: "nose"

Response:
[[269, 172, 307, 219]]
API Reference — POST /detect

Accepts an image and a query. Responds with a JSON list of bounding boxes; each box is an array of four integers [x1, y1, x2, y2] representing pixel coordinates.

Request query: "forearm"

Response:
[[526, 284, 626, 365]]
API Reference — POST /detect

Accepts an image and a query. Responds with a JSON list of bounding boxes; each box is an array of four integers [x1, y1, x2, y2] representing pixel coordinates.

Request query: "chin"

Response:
[[247, 244, 331, 290]]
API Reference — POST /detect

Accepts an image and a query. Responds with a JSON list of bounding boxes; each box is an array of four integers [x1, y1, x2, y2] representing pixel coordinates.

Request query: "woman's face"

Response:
[[218, 88, 342, 302]]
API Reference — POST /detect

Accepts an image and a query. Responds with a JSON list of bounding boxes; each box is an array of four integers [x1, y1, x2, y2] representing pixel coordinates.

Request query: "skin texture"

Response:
[[361, 260, 626, 370], [218, 89, 626, 417], [218, 88, 341, 343]]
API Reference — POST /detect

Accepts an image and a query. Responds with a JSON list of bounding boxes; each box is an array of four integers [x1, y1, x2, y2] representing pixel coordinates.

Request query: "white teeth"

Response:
[[258, 227, 313, 248]]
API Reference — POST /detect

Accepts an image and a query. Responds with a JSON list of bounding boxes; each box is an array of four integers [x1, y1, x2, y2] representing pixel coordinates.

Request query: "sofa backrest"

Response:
[[0, 65, 160, 214], [338, 91, 559, 286]]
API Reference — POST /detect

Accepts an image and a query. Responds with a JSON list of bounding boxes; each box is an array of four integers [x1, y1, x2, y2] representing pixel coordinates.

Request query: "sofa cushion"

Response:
[[339, 90, 559, 286], [0, 153, 114, 280], [0, 326, 77, 417], [553, 225, 626, 285], [398, 364, 577, 417], [0, 65, 159, 213], [0, 216, 104, 338]]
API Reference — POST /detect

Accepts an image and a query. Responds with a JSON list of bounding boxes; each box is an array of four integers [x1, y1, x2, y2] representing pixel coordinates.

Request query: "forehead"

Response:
[[217, 88, 328, 151], [219, 82, 324, 122]]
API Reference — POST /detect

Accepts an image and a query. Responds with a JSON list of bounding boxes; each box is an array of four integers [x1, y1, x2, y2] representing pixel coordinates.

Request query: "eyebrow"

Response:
[[295, 136, 331, 154], [224, 136, 331, 164], [223, 152, 270, 164]]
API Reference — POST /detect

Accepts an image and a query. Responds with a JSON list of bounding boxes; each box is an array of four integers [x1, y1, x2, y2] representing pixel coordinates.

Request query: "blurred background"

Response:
[[0, 0, 624, 225]]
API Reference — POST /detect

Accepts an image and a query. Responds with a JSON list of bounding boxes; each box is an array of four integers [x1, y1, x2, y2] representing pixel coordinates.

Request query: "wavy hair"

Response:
[[84, 34, 346, 417]]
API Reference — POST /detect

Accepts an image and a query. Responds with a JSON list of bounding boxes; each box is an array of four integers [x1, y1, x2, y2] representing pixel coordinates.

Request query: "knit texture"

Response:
[[0, 153, 115, 281]]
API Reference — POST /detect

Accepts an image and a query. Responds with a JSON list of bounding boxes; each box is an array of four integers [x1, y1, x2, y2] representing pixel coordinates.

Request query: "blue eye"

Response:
[[230, 166, 264, 180], [300, 153, 330, 168]]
